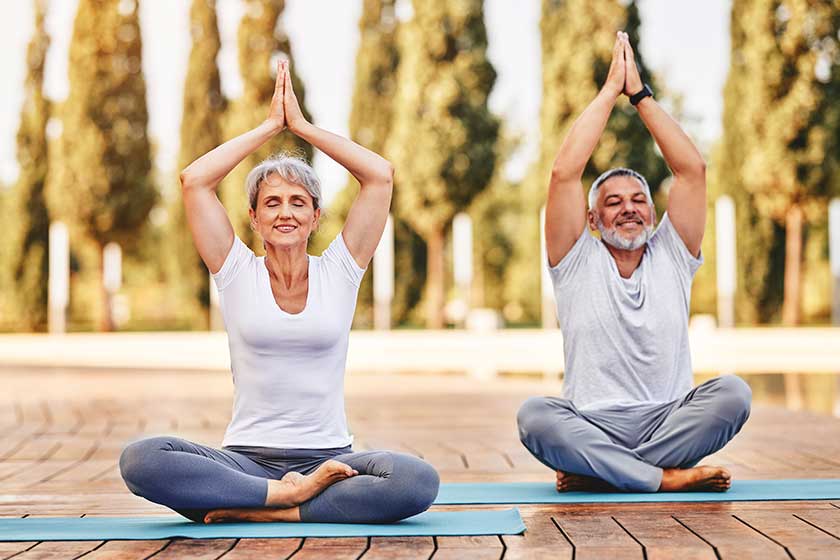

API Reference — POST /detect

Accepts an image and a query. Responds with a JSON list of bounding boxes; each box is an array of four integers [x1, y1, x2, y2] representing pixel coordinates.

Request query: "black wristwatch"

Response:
[[629, 83, 653, 106]]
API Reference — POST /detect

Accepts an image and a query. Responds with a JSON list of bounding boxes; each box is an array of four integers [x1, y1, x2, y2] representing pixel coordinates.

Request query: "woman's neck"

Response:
[[264, 243, 309, 289]]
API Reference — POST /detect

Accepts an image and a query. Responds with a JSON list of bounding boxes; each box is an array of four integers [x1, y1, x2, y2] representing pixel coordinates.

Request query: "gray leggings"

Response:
[[119, 437, 440, 523], [517, 375, 752, 492]]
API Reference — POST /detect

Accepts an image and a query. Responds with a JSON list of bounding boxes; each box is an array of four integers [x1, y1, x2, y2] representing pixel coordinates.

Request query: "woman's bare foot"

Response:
[[659, 466, 731, 492], [555, 470, 614, 492], [204, 505, 300, 524], [266, 459, 358, 507]]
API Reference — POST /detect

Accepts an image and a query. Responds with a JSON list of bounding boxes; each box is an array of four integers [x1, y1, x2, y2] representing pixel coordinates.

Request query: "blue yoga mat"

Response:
[[435, 479, 840, 504], [0, 509, 524, 541]]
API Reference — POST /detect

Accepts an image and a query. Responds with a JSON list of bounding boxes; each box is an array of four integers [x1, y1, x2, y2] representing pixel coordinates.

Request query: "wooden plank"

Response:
[[220, 538, 301, 559], [552, 513, 643, 559], [363, 537, 434, 559], [796, 508, 840, 538], [150, 539, 236, 560], [735, 511, 840, 559], [12, 541, 103, 559], [502, 512, 572, 560], [432, 536, 503, 560], [676, 513, 789, 559], [78, 540, 169, 559], [0, 542, 38, 560], [292, 537, 368, 560], [612, 513, 716, 560]]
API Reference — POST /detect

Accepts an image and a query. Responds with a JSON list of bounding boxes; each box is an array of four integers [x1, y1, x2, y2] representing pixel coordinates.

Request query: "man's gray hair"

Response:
[[587, 167, 653, 210], [245, 153, 322, 211]]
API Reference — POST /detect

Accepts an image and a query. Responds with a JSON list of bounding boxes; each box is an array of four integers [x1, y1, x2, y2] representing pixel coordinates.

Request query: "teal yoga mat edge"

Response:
[[435, 479, 840, 505], [0, 509, 525, 542]]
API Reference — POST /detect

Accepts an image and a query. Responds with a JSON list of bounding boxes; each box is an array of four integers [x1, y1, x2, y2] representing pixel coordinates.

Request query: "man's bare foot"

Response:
[[555, 470, 614, 492], [659, 466, 731, 492], [204, 505, 300, 524], [266, 459, 358, 507]]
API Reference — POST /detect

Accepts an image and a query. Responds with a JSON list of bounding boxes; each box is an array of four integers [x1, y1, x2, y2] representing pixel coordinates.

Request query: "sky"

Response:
[[0, 0, 731, 204]]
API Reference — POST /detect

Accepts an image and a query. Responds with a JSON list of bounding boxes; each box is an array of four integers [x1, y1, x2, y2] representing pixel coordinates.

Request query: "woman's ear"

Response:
[[248, 207, 257, 231]]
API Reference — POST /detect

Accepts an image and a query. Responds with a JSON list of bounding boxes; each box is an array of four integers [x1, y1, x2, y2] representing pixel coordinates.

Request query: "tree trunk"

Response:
[[781, 204, 803, 410], [99, 245, 114, 332], [781, 204, 803, 326], [425, 225, 446, 329]]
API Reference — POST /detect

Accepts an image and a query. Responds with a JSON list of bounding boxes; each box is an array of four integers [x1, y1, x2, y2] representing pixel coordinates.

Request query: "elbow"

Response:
[[372, 161, 395, 190], [550, 163, 581, 184], [179, 169, 196, 191], [680, 158, 706, 181]]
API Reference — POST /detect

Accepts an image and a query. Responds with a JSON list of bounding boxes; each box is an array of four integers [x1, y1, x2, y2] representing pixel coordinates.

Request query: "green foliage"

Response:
[[310, 0, 425, 327], [508, 0, 667, 324], [387, 0, 499, 326], [168, 0, 228, 327], [221, 0, 313, 249], [714, 0, 840, 324], [7, 0, 50, 331]]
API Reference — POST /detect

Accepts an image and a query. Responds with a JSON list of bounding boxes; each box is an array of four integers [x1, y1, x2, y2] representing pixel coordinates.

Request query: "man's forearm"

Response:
[[635, 97, 705, 177], [552, 89, 619, 182]]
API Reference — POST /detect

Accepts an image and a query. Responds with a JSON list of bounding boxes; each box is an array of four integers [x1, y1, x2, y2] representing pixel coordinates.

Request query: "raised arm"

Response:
[[623, 38, 706, 257], [179, 62, 288, 273], [545, 33, 626, 267], [281, 62, 393, 269]]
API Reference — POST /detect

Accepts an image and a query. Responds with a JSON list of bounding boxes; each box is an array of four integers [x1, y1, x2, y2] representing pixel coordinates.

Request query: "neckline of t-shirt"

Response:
[[260, 255, 316, 316]]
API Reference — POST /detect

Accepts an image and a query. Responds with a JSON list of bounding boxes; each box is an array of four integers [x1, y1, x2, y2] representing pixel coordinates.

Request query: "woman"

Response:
[[119, 61, 440, 524]]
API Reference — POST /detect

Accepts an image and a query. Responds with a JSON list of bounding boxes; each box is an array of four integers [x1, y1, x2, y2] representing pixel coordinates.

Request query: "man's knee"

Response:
[[516, 397, 576, 450], [709, 375, 752, 424]]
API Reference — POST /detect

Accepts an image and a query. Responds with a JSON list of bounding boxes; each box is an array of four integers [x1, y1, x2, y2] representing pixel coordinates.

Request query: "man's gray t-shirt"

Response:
[[548, 214, 703, 410]]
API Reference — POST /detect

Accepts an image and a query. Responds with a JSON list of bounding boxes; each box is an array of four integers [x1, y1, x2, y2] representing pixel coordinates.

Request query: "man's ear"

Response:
[[587, 209, 598, 232]]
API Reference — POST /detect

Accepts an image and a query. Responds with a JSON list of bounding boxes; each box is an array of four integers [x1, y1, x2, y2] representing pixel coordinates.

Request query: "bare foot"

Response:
[[659, 466, 731, 492], [555, 470, 614, 492], [204, 505, 300, 524], [267, 459, 358, 507]]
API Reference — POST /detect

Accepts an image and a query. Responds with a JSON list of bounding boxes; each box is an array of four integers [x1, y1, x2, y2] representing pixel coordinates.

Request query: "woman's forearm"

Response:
[[291, 121, 394, 187], [180, 120, 282, 190]]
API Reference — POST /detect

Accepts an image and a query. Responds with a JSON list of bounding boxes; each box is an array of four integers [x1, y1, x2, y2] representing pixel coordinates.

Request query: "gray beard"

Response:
[[597, 220, 654, 251]]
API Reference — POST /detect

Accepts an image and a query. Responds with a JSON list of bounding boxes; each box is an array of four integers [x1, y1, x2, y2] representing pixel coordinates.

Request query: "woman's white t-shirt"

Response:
[[212, 233, 365, 449]]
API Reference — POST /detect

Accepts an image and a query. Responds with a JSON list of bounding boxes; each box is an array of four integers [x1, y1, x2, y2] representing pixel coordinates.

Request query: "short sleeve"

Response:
[[211, 236, 255, 291], [321, 233, 366, 287], [651, 213, 703, 278], [547, 227, 597, 290]]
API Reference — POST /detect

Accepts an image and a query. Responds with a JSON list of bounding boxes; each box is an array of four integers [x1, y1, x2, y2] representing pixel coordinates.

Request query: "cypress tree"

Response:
[[714, 0, 840, 324], [170, 0, 227, 325], [506, 0, 667, 324], [221, 0, 313, 249], [46, 0, 156, 331], [9, 0, 50, 331], [387, 0, 499, 328]]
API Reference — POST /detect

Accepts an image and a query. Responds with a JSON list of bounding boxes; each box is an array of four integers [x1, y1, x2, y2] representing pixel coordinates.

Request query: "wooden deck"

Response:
[[1, 367, 840, 558]]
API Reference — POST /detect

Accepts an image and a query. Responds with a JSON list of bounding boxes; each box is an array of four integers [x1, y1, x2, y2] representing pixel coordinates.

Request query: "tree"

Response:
[[715, 0, 840, 324], [387, 0, 499, 328], [46, 0, 157, 331], [221, 0, 313, 248], [506, 0, 668, 324], [170, 0, 227, 325], [9, 0, 50, 331]]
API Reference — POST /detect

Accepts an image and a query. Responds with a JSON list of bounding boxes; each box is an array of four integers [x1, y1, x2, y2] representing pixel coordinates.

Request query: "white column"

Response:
[[715, 196, 736, 328], [103, 242, 122, 330], [540, 206, 556, 329], [452, 213, 473, 326], [830, 198, 840, 325], [373, 214, 394, 330], [48, 222, 69, 334]]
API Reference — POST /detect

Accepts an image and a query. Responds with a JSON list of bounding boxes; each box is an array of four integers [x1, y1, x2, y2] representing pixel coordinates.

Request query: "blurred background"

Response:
[[1, 0, 839, 413]]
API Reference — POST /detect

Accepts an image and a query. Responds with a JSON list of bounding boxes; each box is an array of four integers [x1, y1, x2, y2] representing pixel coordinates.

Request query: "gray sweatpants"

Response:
[[516, 375, 752, 492]]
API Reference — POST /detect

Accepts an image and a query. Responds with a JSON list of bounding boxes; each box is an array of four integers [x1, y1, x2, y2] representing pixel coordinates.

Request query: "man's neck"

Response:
[[602, 241, 645, 278]]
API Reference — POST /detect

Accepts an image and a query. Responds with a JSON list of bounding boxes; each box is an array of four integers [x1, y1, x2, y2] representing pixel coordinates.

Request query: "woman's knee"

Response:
[[709, 375, 752, 423], [517, 397, 575, 448], [118, 436, 175, 492], [389, 453, 440, 519]]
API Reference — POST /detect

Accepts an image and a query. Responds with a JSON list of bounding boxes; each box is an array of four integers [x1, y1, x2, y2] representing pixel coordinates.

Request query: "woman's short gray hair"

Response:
[[245, 153, 322, 211], [587, 167, 653, 210]]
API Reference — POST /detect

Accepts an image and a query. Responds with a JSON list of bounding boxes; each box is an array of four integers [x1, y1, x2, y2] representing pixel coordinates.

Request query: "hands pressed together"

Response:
[[604, 31, 644, 100], [266, 59, 307, 134]]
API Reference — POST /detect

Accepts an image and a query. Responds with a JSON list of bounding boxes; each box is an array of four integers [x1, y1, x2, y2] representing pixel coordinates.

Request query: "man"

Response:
[[517, 32, 751, 493]]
